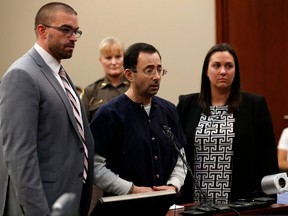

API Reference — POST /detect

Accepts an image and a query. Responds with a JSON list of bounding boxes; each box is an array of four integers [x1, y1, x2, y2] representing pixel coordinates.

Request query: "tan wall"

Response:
[[0, 0, 215, 104]]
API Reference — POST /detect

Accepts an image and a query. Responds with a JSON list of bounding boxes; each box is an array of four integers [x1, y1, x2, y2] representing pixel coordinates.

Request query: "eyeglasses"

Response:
[[131, 68, 168, 77], [43, 24, 82, 38]]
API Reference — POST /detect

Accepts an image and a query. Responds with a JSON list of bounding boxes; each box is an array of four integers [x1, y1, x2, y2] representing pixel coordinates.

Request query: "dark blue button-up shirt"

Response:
[[90, 94, 187, 187]]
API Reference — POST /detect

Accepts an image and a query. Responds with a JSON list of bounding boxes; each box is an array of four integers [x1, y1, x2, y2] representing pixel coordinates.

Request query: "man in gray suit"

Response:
[[0, 2, 94, 216]]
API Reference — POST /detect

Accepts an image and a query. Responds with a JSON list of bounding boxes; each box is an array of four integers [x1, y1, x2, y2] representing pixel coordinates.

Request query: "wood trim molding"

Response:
[[215, 0, 229, 43]]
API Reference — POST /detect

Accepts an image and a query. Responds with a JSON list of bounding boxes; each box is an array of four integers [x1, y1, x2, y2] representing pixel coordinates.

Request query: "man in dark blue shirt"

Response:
[[91, 42, 187, 196]]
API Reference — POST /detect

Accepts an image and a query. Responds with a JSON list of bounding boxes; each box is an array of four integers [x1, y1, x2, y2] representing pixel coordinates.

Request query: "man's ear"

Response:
[[124, 69, 133, 82], [37, 24, 48, 39]]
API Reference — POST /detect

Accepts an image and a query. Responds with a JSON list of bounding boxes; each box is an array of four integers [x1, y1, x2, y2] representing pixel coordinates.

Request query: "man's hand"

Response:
[[131, 185, 154, 194], [152, 185, 177, 192]]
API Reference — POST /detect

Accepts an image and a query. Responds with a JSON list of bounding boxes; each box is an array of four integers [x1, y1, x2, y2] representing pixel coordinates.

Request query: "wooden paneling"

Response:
[[216, 0, 288, 143]]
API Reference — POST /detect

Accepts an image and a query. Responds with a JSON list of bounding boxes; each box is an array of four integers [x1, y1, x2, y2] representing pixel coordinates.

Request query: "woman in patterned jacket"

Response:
[[176, 43, 279, 204]]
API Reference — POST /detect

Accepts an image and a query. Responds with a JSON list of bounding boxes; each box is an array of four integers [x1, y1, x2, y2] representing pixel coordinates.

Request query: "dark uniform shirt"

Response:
[[82, 76, 129, 122], [90, 94, 187, 189]]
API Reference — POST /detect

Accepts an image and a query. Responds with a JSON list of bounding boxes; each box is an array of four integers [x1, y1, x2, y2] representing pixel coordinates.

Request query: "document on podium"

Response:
[[95, 190, 177, 216], [99, 189, 176, 203]]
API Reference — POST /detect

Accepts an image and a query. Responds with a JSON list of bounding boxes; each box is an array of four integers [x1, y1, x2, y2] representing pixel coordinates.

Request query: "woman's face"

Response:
[[99, 44, 124, 78], [207, 51, 235, 92]]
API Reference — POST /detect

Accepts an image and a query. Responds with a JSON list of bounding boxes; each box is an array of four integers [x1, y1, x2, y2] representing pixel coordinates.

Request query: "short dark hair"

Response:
[[34, 2, 77, 30], [198, 43, 241, 115], [124, 42, 161, 71]]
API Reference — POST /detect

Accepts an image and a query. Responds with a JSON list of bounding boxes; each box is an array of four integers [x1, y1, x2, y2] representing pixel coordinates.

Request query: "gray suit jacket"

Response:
[[0, 47, 94, 216]]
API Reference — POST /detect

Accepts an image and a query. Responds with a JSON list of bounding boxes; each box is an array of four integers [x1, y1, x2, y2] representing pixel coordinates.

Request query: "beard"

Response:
[[48, 35, 74, 60], [49, 43, 73, 60]]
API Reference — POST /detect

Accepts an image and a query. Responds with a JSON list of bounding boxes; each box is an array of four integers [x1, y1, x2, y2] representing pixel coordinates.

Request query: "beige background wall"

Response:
[[0, 0, 215, 104]]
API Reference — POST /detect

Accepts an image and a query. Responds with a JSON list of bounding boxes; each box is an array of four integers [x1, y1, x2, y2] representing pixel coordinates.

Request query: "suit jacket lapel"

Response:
[[28, 48, 83, 145]]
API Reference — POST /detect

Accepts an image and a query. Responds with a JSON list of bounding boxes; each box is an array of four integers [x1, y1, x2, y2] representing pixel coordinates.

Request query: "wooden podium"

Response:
[[91, 190, 177, 216], [166, 203, 288, 216]]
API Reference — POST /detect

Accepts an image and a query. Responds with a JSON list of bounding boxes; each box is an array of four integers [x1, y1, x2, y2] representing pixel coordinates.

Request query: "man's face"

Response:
[[45, 11, 79, 62], [132, 52, 162, 101]]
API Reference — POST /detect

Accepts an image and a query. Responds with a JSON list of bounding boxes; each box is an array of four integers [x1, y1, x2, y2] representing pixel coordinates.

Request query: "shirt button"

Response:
[[151, 137, 155, 142], [156, 174, 160, 179], [154, 155, 158, 160]]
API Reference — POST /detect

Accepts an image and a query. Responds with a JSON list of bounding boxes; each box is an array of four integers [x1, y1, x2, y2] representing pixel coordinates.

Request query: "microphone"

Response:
[[50, 193, 77, 216], [162, 124, 209, 204], [261, 172, 288, 195]]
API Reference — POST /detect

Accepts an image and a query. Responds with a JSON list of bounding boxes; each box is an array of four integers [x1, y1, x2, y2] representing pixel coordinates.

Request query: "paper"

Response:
[[169, 204, 185, 210]]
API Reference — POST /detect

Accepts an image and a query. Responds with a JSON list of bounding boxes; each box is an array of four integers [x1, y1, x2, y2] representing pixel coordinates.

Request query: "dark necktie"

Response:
[[59, 66, 88, 183]]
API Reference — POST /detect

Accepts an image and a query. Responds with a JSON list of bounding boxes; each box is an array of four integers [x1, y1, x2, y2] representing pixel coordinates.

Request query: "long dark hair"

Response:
[[198, 43, 241, 115]]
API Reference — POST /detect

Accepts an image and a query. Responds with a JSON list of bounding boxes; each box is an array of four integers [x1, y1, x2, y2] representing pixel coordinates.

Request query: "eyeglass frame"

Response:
[[42, 24, 82, 38], [130, 68, 167, 77]]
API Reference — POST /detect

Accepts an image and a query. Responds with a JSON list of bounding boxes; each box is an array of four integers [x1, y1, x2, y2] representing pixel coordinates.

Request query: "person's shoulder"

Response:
[[153, 96, 175, 107], [95, 77, 106, 84], [178, 92, 199, 103], [9, 50, 33, 69], [98, 94, 126, 110], [282, 127, 288, 135], [241, 91, 266, 102], [84, 77, 105, 90], [110, 93, 126, 105], [3, 50, 37, 79], [240, 92, 269, 111], [91, 77, 105, 86]]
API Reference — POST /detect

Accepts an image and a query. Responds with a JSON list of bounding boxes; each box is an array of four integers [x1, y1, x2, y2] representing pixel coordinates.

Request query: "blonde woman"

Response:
[[82, 36, 129, 122]]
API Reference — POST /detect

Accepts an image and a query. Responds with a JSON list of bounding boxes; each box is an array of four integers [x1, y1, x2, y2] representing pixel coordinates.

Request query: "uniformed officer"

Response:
[[82, 36, 129, 122]]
